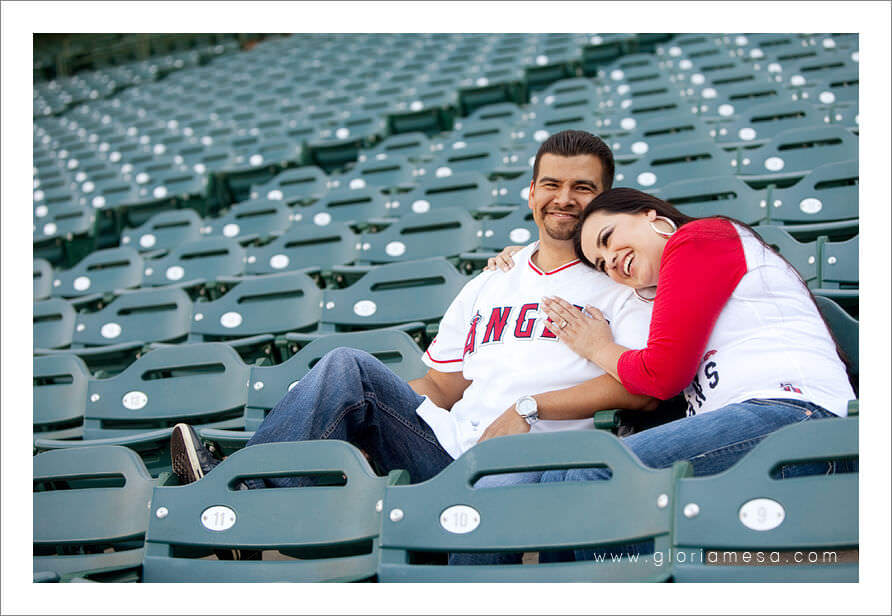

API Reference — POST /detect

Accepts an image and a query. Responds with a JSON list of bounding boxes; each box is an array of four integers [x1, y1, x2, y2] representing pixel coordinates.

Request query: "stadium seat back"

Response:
[[357, 207, 481, 263], [120, 208, 203, 255], [51, 246, 144, 298], [245, 221, 359, 274], [33, 353, 90, 441], [34, 298, 76, 350], [142, 237, 246, 287]]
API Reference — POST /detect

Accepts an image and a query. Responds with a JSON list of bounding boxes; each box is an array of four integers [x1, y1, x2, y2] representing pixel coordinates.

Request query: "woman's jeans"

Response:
[[245, 347, 454, 488], [450, 398, 850, 566]]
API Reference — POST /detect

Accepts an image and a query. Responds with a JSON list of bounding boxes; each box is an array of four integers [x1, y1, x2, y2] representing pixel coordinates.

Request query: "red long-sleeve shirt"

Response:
[[616, 218, 746, 399]]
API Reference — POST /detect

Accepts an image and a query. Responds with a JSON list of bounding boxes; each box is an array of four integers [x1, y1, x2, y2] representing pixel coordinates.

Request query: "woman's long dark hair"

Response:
[[572, 187, 854, 382]]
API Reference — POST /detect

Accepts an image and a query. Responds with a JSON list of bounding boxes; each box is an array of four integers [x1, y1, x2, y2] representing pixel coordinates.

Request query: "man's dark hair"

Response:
[[532, 129, 615, 190]]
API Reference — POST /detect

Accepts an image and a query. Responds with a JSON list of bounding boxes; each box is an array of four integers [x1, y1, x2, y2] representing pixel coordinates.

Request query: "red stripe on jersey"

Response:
[[425, 349, 462, 364], [527, 259, 581, 276]]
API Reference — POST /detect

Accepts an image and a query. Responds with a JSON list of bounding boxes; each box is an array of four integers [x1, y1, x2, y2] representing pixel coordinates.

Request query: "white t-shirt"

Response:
[[417, 243, 652, 458]]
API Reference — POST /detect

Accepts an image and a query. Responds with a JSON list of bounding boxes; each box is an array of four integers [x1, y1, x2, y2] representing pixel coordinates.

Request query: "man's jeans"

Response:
[[451, 398, 850, 566], [245, 347, 453, 488]]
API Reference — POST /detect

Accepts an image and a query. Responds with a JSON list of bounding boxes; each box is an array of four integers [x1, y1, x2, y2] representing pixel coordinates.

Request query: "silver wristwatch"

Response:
[[515, 395, 539, 425]]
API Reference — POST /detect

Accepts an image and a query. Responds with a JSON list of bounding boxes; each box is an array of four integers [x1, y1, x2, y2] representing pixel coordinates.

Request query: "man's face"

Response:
[[528, 153, 606, 241]]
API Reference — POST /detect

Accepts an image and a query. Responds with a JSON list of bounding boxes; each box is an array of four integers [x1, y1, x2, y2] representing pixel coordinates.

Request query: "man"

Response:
[[171, 130, 654, 491]]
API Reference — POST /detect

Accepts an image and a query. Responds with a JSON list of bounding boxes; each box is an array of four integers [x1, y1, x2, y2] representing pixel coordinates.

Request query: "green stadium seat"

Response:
[[710, 100, 825, 147], [426, 143, 509, 179], [318, 257, 467, 333], [390, 171, 494, 216], [297, 186, 391, 226], [378, 431, 691, 581], [815, 234, 858, 303], [34, 258, 54, 301], [752, 225, 820, 287], [119, 208, 203, 255], [358, 133, 432, 165], [355, 207, 481, 264], [673, 417, 858, 582], [71, 286, 192, 347], [34, 445, 159, 582], [607, 111, 713, 163], [249, 165, 329, 205], [33, 203, 97, 267], [814, 296, 858, 392], [245, 221, 359, 275], [142, 237, 245, 288], [189, 270, 322, 342], [659, 175, 768, 224], [33, 298, 74, 350], [437, 119, 517, 151], [613, 139, 735, 191], [199, 198, 292, 244], [456, 68, 526, 116], [118, 167, 210, 227], [50, 246, 144, 298], [581, 34, 637, 75], [142, 440, 407, 582], [33, 354, 90, 442], [737, 125, 858, 188], [331, 155, 417, 194], [763, 159, 858, 236]]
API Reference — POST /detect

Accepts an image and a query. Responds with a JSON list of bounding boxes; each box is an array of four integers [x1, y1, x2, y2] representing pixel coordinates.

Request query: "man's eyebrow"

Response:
[[537, 176, 559, 183]]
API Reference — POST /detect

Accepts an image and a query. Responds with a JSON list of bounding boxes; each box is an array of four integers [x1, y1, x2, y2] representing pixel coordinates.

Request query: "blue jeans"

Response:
[[245, 347, 453, 488], [451, 398, 848, 566]]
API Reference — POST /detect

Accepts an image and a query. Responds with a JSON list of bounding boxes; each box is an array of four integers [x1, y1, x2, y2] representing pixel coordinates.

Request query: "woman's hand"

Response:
[[485, 245, 525, 272], [541, 296, 616, 365]]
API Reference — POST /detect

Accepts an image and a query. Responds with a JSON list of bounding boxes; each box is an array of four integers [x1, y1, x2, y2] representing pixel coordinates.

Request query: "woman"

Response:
[[489, 187, 854, 478]]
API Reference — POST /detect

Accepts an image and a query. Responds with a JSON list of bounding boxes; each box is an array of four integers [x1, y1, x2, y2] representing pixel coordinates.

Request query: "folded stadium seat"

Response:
[[751, 226, 820, 287], [216, 134, 305, 204], [245, 221, 359, 277], [306, 113, 378, 173], [33, 202, 97, 268], [522, 44, 582, 94], [199, 329, 428, 455], [457, 102, 525, 128], [117, 166, 211, 229], [308, 257, 467, 344], [387, 171, 494, 217], [33, 445, 161, 582], [378, 431, 691, 582], [672, 417, 858, 582], [33, 354, 90, 442], [597, 53, 666, 89], [141, 236, 245, 290], [529, 76, 599, 108], [818, 100, 859, 134], [814, 234, 858, 306], [709, 99, 826, 149], [425, 143, 514, 180], [34, 342, 251, 476], [34, 298, 76, 350], [456, 66, 527, 117], [188, 270, 323, 362], [596, 92, 689, 139], [657, 175, 769, 224], [68, 286, 192, 348], [613, 139, 736, 192], [50, 246, 143, 299], [327, 155, 417, 194], [386, 85, 460, 136], [143, 440, 408, 582], [581, 34, 638, 76], [198, 197, 292, 245], [34, 259, 54, 301], [798, 66, 859, 106], [762, 159, 858, 239], [358, 132, 433, 165], [606, 111, 713, 163], [736, 125, 859, 189], [353, 207, 482, 265], [119, 208, 203, 256], [249, 165, 329, 206], [524, 105, 597, 146], [457, 205, 537, 275], [489, 175, 532, 207], [77, 176, 142, 249], [436, 118, 518, 152], [294, 186, 391, 227]]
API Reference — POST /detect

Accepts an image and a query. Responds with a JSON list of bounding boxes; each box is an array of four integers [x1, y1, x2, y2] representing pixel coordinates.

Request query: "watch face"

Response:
[[517, 397, 536, 415]]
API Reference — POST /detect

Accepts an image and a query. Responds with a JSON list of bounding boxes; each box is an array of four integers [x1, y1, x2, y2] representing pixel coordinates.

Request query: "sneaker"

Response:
[[170, 423, 220, 485]]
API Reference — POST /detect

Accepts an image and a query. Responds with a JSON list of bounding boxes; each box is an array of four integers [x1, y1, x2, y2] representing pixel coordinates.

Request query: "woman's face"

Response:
[[578, 209, 669, 289]]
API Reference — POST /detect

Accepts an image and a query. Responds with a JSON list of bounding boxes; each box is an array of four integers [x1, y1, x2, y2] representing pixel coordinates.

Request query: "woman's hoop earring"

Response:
[[635, 286, 657, 303], [649, 216, 677, 239]]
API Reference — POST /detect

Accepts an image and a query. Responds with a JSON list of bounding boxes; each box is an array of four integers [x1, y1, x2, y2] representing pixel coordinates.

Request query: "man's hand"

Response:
[[477, 405, 530, 443]]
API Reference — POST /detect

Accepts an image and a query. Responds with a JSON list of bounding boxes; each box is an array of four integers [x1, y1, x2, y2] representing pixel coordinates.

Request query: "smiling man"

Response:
[[170, 130, 654, 502]]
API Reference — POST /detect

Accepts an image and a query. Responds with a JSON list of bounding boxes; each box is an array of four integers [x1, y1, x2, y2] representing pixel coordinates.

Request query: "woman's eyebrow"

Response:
[[597, 226, 609, 248]]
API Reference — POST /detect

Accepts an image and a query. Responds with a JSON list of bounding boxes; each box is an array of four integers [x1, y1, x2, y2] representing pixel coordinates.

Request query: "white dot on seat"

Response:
[[637, 172, 657, 187], [385, 241, 407, 257], [353, 300, 377, 317], [166, 265, 185, 281], [220, 312, 243, 328], [799, 198, 823, 214], [765, 157, 785, 171]]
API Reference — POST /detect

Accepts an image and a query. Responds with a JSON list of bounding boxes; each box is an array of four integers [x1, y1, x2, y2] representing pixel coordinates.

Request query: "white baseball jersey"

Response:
[[417, 242, 652, 459]]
